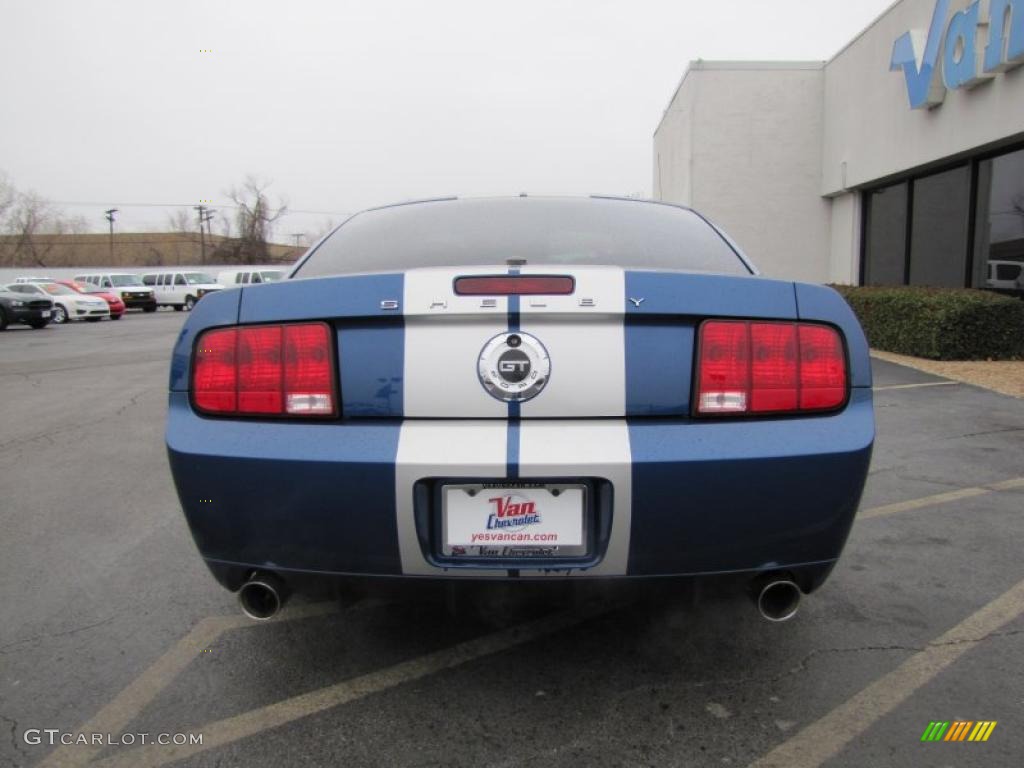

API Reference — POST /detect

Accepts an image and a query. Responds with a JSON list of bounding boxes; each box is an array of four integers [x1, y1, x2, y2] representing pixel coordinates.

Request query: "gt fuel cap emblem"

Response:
[[478, 332, 551, 402]]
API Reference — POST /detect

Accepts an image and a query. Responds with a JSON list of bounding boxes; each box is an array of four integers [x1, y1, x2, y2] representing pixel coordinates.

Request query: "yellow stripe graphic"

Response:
[[981, 721, 997, 742], [968, 722, 985, 741]]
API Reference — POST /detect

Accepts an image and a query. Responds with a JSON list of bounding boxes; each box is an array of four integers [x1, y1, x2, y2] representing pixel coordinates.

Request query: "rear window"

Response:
[[295, 198, 751, 278]]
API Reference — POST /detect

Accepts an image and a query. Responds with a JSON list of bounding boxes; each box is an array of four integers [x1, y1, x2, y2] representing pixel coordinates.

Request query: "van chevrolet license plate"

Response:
[[442, 483, 586, 558]]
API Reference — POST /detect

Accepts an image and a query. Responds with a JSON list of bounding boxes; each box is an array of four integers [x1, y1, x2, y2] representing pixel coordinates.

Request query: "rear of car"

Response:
[[166, 197, 873, 617]]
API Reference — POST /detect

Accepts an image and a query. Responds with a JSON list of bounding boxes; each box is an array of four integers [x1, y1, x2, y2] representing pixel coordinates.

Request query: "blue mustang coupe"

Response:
[[167, 196, 874, 621]]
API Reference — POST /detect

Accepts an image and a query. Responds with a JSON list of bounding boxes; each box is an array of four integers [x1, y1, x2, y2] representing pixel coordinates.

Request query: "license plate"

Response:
[[442, 483, 586, 558], [42, 311, 50, 318]]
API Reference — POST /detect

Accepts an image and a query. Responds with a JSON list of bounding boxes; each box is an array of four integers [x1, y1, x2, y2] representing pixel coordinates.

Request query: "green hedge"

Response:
[[829, 285, 1024, 361]]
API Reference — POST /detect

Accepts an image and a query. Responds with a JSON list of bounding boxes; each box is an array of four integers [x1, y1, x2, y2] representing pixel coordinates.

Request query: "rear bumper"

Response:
[[167, 388, 873, 585]]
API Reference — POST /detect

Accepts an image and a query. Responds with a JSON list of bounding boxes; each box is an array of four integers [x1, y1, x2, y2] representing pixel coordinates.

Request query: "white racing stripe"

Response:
[[396, 265, 632, 576], [518, 420, 633, 576], [395, 420, 508, 575], [519, 266, 626, 418], [518, 266, 631, 575], [403, 267, 508, 418]]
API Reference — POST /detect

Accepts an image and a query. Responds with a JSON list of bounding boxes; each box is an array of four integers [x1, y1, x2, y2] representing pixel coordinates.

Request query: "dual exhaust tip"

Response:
[[236, 571, 802, 622], [754, 577, 802, 622], [238, 572, 289, 620]]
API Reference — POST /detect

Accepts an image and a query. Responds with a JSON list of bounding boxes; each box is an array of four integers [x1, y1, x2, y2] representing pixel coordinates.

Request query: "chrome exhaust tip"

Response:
[[756, 579, 802, 623], [238, 572, 288, 620]]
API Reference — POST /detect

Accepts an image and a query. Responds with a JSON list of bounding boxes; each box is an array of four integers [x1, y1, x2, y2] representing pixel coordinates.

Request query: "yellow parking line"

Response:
[[873, 382, 959, 391], [858, 477, 1023, 521], [92, 604, 608, 768], [38, 602, 336, 768], [859, 488, 990, 520], [748, 575, 1024, 768], [989, 477, 1024, 492]]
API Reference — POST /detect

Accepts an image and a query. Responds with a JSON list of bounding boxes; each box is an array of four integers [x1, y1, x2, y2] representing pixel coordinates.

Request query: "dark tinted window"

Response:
[[909, 166, 970, 288], [863, 183, 907, 286], [295, 198, 750, 277], [995, 264, 1021, 281], [973, 148, 1024, 289]]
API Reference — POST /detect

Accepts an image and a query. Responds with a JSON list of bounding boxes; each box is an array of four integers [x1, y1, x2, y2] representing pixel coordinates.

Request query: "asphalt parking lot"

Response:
[[1, 311, 1022, 768]]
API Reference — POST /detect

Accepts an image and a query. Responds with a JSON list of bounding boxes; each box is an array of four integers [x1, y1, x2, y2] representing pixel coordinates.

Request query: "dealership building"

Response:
[[653, 0, 1024, 289]]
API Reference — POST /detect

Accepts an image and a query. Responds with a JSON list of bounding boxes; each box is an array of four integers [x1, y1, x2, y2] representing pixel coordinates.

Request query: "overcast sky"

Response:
[[2, 0, 895, 240]]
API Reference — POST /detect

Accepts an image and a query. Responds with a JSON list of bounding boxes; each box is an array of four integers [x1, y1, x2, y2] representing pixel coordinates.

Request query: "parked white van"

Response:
[[140, 271, 223, 311], [986, 260, 1023, 292], [215, 269, 284, 286], [73, 273, 157, 311]]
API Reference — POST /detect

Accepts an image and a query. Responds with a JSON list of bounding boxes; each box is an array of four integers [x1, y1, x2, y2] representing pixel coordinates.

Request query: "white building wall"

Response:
[[828, 193, 861, 284], [653, 75, 694, 205], [654, 63, 833, 283]]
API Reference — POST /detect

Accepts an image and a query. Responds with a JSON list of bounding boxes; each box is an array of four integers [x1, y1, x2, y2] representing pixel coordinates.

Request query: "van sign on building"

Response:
[[891, 0, 1024, 109], [653, 0, 1024, 294]]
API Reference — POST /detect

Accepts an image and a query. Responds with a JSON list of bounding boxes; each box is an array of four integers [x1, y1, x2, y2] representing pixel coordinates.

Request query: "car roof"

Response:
[[359, 194, 692, 215]]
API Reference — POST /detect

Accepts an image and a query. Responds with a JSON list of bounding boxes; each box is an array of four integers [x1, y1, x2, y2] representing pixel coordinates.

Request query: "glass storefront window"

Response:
[[909, 165, 971, 288], [973, 148, 1024, 294], [863, 182, 907, 286], [861, 148, 1024, 294]]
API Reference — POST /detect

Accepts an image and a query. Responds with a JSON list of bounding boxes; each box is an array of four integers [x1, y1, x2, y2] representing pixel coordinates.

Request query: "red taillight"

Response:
[[192, 323, 337, 417], [697, 321, 750, 414], [696, 320, 846, 416], [238, 325, 283, 414], [453, 275, 575, 295], [193, 328, 238, 414], [797, 324, 847, 411], [283, 324, 335, 415]]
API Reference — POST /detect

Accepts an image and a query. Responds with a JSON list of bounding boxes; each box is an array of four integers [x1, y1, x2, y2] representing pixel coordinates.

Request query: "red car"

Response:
[[58, 280, 126, 320]]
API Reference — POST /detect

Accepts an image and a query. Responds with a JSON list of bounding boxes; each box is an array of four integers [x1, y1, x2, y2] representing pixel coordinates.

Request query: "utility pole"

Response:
[[104, 209, 118, 262], [193, 205, 208, 264], [203, 209, 216, 253], [290, 233, 304, 247]]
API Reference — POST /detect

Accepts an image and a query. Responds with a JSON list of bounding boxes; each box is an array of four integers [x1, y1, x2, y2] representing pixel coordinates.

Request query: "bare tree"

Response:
[[215, 213, 232, 239], [167, 208, 194, 234], [225, 176, 288, 263], [0, 172, 15, 228], [5, 192, 65, 267]]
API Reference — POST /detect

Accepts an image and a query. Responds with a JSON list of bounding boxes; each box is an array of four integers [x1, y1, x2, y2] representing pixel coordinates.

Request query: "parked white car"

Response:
[[216, 269, 284, 286], [140, 271, 223, 311], [4, 282, 110, 324], [73, 273, 157, 312]]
